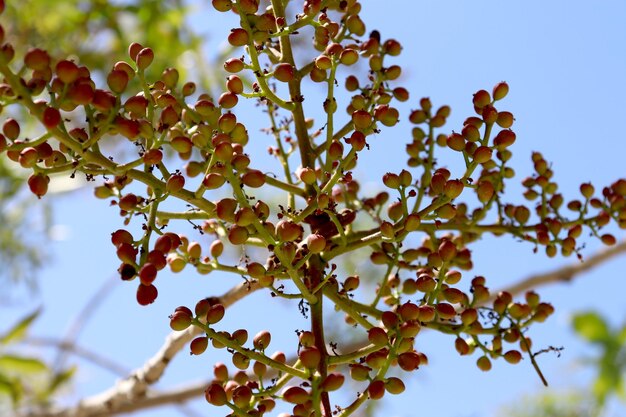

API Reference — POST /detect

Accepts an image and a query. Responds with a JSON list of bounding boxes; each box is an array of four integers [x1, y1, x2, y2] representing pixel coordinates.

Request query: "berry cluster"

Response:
[[0, 0, 622, 416]]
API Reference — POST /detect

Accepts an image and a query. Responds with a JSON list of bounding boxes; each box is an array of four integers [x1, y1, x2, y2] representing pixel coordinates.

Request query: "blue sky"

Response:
[[5, 1, 626, 416]]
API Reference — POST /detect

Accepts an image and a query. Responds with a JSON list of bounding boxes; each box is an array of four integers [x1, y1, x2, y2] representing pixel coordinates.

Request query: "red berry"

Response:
[[28, 173, 49, 198], [139, 263, 158, 285], [136, 284, 158, 305], [42, 107, 61, 129], [190, 336, 209, 355], [3, 118, 20, 140]]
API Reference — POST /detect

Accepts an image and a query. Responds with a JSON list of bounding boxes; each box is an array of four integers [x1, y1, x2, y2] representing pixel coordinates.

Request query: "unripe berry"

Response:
[[476, 181, 495, 204], [299, 346, 321, 369], [107, 69, 129, 94], [228, 225, 249, 245], [282, 386, 308, 404], [55, 60, 79, 84], [315, 54, 332, 70], [203, 173, 226, 189], [473, 90, 491, 108], [24, 48, 50, 71], [19, 147, 38, 168], [436, 302, 456, 320], [218, 92, 238, 108], [306, 233, 326, 253], [169, 309, 192, 331], [253, 330, 271, 350], [224, 58, 244, 74], [385, 377, 405, 395], [296, 167, 317, 184], [368, 327, 389, 347], [496, 111, 514, 128], [345, 75, 359, 91], [226, 75, 244, 94], [340, 48, 359, 65], [601, 234, 616, 245], [444, 179, 464, 199], [135, 47, 154, 70], [166, 174, 185, 193], [321, 373, 344, 392], [493, 81, 509, 101], [240, 169, 265, 188], [274, 63, 295, 82], [476, 356, 492, 371], [352, 110, 372, 131]]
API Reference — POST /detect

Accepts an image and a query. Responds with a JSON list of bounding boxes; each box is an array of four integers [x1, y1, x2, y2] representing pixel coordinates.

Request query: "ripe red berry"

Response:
[[139, 263, 158, 285], [136, 284, 158, 305], [205, 383, 227, 406], [42, 106, 61, 129], [367, 380, 385, 400], [28, 173, 49, 198], [3, 118, 20, 140], [111, 229, 133, 247], [190, 336, 209, 355]]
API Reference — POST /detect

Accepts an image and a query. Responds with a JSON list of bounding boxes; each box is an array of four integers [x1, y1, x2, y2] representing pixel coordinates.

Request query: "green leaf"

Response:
[[0, 355, 48, 374], [46, 366, 76, 396], [0, 372, 21, 404], [0, 309, 41, 345], [572, 312, 610, 343]]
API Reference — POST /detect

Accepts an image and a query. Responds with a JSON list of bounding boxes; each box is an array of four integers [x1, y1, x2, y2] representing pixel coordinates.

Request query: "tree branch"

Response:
[[19, 280, 260, 417], [489, 240, 626, 301]]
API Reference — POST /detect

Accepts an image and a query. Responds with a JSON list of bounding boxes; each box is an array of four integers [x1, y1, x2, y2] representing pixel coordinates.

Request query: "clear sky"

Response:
[[6, 1, 626, 417]]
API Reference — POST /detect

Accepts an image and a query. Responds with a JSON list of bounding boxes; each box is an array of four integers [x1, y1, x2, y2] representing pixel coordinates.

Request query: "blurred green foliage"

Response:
[[498, 312, 626, 417], [4, 0, 212, 87], [572, 311, 626, 411], [0, 310, 75, 413]]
